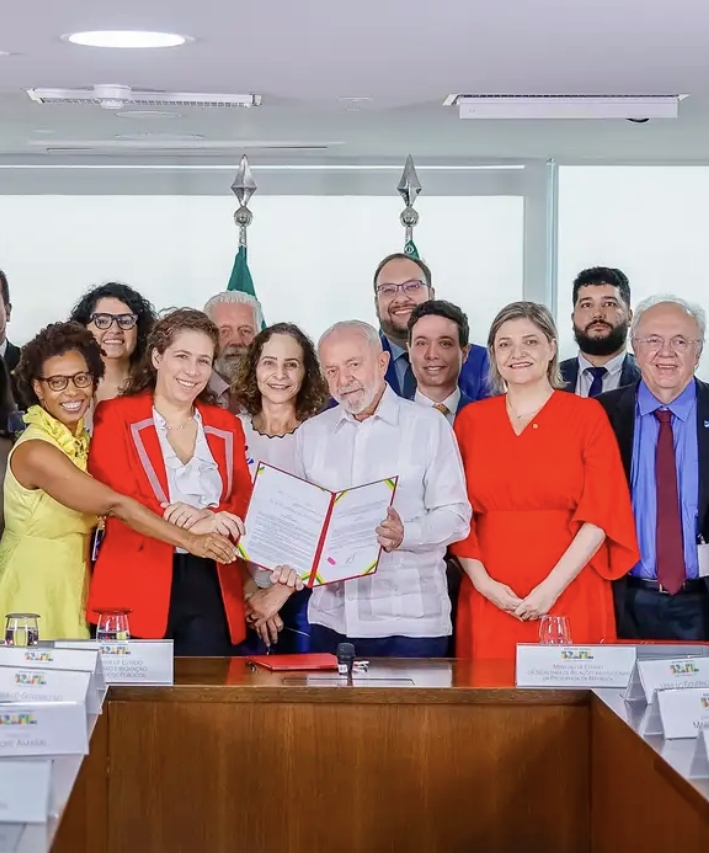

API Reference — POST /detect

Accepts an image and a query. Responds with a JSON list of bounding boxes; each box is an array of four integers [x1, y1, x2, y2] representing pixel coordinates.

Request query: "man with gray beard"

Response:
[[203, 292, 263, 410], [282, 320, 470, 657]]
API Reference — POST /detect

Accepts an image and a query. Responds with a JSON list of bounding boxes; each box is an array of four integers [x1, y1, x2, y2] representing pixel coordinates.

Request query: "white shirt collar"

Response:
[[577, 349, 626, 378], [414, 387, 460, 415], [335, 383, 400, 428], [0, 340, 8, 358]]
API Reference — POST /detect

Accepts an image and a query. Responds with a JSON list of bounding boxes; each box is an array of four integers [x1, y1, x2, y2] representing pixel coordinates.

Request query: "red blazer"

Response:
[[86, 392, 252, 644]]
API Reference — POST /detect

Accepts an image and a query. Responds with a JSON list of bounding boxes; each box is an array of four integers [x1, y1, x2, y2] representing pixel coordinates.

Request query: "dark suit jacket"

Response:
[[560, 353, 640, 393], [381, 334, 490, 402], [3, 342, 21, 406], [597, 379, 709, 619], [456, 391, 473, 415]]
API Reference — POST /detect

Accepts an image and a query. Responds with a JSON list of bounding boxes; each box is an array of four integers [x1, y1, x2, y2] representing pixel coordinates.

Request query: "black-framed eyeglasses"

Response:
[[375, 280, 427, 297], [90, 312, 138, 330], [39, 372, 94, 392]]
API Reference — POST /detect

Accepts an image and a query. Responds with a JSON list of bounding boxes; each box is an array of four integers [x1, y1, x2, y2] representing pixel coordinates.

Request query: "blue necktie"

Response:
[[587, 366, 607, 398], [401, 356, 416, 399]]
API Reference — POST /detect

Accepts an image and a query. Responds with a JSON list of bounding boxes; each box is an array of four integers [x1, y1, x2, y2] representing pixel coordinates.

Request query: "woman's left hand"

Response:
[[190, 512, 245, 540], [514, 579, 563, 621], [161, 502, 211, 529]]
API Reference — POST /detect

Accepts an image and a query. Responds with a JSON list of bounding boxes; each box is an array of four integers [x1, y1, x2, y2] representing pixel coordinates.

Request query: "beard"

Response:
[[334, 382, 379, 415], [573, 319, 629, 357], [214, 346, 246, 383]]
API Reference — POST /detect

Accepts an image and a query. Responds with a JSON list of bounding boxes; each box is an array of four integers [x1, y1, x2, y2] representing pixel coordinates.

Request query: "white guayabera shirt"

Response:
[[293, 385, 471, 639]]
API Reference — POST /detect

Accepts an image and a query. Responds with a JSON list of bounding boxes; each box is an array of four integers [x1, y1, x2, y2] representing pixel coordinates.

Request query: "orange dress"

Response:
[[452, 391, 639, 660]]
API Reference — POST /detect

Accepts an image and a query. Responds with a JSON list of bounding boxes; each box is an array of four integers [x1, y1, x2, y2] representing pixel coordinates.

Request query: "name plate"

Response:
[[515, 644, 637, 688], [0, 649, 102, 715], [625, 657, 709, 704], [0, 702, 88, 756], [56, 641, 174, 685], [657, 687, 709, 739], [0, 668, 90, 709], [0, 760, 51, 823]]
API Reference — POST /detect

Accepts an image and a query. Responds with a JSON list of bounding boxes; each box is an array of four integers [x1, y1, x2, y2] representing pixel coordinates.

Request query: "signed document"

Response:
[[237, 462, 398, 586]]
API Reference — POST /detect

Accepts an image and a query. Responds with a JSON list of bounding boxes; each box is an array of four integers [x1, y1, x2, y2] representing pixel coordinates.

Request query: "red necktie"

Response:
[[654, 409, 685, 594]]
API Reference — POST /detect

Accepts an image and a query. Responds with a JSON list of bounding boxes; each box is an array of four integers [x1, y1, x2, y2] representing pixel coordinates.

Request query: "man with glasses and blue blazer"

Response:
[[373, 253, 489, 402]]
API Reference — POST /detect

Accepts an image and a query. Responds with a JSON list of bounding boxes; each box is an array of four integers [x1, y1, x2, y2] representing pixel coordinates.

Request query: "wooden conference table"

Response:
[[48, 657, 709, 853]]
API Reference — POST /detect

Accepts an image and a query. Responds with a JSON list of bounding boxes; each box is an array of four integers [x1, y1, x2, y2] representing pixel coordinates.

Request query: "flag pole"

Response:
[[231, 154, 257, 249], [397, 155, 422, 259]]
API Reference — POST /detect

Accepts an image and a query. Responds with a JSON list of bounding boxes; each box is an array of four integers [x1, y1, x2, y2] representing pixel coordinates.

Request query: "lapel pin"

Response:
[[704, 421, 709, 428]]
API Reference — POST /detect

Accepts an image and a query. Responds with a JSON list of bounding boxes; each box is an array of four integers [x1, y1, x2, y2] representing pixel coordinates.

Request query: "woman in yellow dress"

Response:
[[0, 321, 239, 640]]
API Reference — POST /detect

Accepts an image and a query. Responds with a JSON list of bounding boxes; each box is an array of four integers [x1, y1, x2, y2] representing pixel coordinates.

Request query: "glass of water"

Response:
[[96, 609, 131, 641], [539, 615, 572, 645], [5, 613, 40, 646]]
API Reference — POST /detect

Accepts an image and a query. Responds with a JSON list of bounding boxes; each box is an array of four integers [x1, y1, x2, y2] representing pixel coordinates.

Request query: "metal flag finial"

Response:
[[397, 155, 421, 250], [231, 155, 257, 247]]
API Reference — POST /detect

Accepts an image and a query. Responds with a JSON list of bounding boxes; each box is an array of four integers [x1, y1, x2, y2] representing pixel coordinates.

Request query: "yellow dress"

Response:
[[0, 407, 96, 639]]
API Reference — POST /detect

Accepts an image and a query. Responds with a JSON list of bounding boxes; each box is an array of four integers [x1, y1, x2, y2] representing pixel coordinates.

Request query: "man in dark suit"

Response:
[[407, 299, 473, 421], [373, 253, 489, 402], [0, 271, 20, 404], [598, 295, 709, 641], [560, 266, 640, 397]]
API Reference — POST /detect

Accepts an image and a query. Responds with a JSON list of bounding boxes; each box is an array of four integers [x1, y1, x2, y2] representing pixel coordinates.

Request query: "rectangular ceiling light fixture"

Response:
[[444, 94, 687, 119]]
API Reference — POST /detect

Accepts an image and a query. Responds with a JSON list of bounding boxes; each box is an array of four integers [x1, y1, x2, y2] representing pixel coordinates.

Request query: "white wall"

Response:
[[558, 166, 709, 378], [0, 195, 523, 347]]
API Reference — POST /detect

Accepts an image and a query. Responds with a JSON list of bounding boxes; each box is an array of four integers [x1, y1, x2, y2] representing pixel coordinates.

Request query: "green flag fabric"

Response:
[[226, 245, 265, 328], [227, 246, 256, 297], [404, 238, 420, 259]]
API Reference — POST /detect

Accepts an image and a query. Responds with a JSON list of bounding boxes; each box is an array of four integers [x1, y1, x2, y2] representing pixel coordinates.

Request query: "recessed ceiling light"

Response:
[[31, 129, 55, 135], [114, 110, 181, 120], [62, 31, 190, 49], [338, 96, 373, 103], [114, 132, 204, 141]]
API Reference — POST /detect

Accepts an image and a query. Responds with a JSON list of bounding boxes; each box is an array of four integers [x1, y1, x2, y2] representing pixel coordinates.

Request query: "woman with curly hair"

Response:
[[70, 282, 156, 413], [231, 322, 329, 652], [87, 309, 299, 655], [0, 322, 238, 640]]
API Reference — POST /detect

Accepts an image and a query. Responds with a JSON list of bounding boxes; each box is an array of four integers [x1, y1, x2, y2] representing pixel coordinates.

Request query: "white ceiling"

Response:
[[2, 0, 709, 163]]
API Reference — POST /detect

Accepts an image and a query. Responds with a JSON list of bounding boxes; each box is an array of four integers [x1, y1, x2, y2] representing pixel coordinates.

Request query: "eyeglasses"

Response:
[[375, 280, 427, 297], [90, 312, 138, 330], [632, 335, 703, 353], [39, 372, 94, 392]]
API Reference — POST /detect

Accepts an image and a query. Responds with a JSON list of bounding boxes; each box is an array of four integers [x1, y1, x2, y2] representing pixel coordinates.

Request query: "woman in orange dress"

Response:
[[452, 301, 639, 660]]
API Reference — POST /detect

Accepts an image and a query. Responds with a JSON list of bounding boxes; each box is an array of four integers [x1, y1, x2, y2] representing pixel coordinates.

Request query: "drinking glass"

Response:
[[4, 613, 40, 646], [96, 609, 131, 641], [539, 615, 572, 645]]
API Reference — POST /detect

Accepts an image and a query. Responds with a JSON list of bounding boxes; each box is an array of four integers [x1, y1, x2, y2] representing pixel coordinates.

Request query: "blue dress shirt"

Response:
[[630, 380, 699, 579]]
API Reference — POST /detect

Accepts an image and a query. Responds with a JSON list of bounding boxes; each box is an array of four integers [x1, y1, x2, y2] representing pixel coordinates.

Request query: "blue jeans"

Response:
[[310, 624, 448, 658]]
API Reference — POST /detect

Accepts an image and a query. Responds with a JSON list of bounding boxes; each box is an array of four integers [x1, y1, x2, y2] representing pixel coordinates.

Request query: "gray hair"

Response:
[[318, 320, 382, 352], [631, 294, 706, 352], [486, 301, 564, 394], [203, 292, 263, 328]]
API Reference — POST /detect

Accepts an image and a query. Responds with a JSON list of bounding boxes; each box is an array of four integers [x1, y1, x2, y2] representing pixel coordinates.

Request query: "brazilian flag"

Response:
[[226, 246, 265, 328], [404, 238, 420, 259]]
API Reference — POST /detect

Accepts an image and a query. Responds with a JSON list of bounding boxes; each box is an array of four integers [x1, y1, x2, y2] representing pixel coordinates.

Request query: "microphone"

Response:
[[336, 642, 356, 679]]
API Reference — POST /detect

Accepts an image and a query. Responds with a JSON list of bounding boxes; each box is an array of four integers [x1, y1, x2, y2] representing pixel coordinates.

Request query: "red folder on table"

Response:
[[247, 653, 338, 671]]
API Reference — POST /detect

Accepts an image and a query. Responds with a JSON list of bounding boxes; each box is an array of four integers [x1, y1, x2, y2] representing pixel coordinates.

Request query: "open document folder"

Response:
[[237, 462, 398, 587]]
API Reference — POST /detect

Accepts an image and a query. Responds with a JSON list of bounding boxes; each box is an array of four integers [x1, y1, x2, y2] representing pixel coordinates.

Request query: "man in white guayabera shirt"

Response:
[[284, 319, 471, 657]]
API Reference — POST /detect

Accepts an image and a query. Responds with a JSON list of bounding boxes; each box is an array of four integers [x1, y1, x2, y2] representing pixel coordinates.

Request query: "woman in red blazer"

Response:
[[87, 308, 256, 655]]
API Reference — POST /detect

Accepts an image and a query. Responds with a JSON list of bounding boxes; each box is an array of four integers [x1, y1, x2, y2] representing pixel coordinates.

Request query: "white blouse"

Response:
[[238, 414, 300, 480], [154, 409, 222, 551], [238, 413, 301, 587]]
